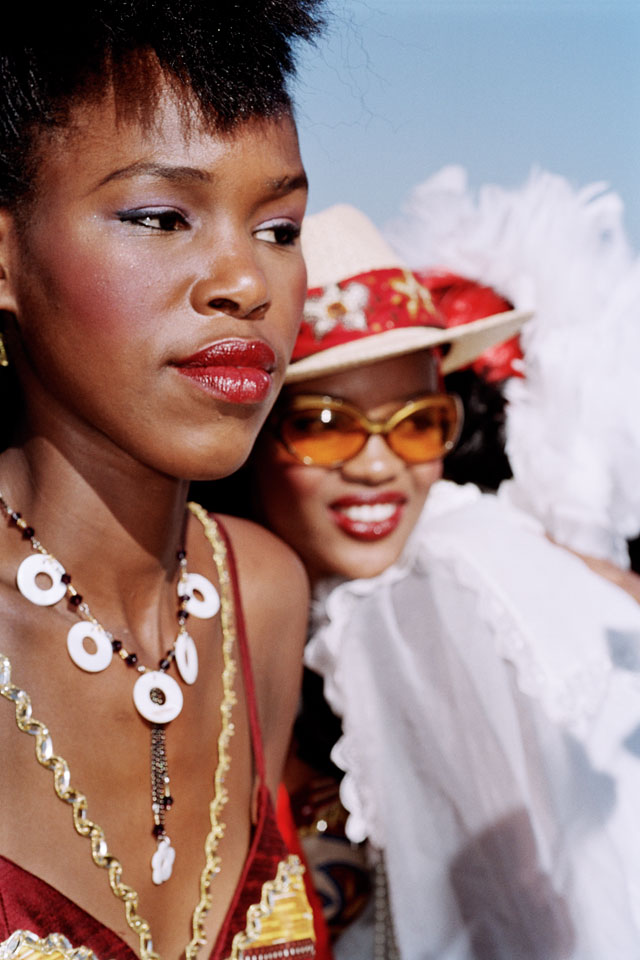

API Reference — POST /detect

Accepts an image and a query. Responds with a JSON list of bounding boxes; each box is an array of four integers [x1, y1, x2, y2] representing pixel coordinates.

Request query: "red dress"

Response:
[[0, 515, 316, 960]]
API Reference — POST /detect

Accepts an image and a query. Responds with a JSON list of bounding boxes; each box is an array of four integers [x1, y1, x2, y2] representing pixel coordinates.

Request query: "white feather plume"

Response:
[[386, 166, 640, 565]]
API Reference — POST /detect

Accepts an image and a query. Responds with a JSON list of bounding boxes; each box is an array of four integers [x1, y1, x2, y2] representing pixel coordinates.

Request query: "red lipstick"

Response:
[[329, 493, 406, 542], [174, 339, 276, 404]]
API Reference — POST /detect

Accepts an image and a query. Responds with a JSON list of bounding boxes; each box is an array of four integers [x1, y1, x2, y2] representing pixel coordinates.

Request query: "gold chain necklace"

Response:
[[0, 503, 236, 960]]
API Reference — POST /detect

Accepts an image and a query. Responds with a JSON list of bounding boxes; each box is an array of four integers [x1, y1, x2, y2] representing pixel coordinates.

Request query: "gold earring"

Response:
[[0, 332, 8, 367]]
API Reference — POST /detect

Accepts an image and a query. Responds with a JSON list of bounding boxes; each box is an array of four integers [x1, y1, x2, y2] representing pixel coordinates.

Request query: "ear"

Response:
[[0, 209, 19, 315]]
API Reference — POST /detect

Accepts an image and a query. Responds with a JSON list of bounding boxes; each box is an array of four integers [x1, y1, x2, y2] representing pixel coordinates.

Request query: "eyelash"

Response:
[[116, 211, 300, 245], [254, 221, 301, 246], [117, 209, 188, 231]]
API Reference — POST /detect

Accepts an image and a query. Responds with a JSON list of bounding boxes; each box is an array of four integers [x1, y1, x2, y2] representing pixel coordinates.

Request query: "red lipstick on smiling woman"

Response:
[[329, 492, 407, 541], [174, 338, 276, 404]]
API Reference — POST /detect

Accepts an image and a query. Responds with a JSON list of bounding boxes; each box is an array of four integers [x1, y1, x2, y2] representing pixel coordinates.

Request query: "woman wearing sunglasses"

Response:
[[232, 205, 640, 960], [253, 205, 523, 587]]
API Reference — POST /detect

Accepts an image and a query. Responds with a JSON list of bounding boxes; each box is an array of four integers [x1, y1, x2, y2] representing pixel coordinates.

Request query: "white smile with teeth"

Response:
[[337, 503, 399, 523]]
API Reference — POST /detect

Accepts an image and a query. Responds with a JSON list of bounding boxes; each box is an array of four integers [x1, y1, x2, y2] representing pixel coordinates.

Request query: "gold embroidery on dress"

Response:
[[0, 507, 238, 960], [0, 930, 100, 960], [185, 504, 237, 960], [227, 856, 316, 960]]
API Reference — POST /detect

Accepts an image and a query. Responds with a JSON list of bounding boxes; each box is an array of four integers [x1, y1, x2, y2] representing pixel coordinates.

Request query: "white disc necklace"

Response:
[[0, 491, 220, 885]]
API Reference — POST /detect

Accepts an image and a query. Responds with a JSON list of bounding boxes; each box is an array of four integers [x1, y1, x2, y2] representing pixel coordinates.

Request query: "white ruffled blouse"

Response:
[[306, 480, 640, 960]]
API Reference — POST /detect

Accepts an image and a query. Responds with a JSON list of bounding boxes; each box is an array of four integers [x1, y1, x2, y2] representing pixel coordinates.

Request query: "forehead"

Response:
[[286, 350, 439, 408], [28, 89, 301, 201]]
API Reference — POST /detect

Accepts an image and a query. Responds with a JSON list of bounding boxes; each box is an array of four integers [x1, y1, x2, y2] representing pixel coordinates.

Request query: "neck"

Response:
[[0, 436, 191, 654]]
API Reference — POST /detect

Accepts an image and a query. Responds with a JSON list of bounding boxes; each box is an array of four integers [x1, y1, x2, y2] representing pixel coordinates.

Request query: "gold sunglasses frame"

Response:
[[273, 393, 464, 467]]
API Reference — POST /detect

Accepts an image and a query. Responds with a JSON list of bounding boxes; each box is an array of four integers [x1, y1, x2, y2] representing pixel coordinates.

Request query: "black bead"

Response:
[[111, 639, 123, 652], [61, 573, 72, 585], [163, 795, 174, 809], [152, 823, 165, 838], [22, 526, 35, 539], [159, 658, 170, 671], [125, 653, 138, 666], [69, 594, 82, 607], [176, 549, 186, 561]]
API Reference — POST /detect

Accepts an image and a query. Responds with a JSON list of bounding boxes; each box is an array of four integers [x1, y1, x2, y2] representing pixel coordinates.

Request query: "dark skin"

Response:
[[0, 85, 309, 958]]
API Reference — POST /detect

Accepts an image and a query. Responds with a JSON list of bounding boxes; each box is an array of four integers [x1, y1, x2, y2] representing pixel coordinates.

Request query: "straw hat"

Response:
[[285, 204, 531, 383]]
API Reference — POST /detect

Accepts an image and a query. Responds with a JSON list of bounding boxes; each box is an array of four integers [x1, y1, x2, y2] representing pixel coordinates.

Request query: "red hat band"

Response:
[[417, 270, 524, 382], [292, 267, 443, 362]]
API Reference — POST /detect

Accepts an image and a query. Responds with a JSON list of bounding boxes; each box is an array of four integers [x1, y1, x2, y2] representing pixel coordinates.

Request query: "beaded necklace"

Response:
[[0, 491, 221, 885], [0, 504, 237, 960]]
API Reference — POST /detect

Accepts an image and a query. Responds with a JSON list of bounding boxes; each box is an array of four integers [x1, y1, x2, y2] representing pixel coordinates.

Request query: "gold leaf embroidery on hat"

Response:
[[389, 270, 437, 319], [303, 282, 370, 340]]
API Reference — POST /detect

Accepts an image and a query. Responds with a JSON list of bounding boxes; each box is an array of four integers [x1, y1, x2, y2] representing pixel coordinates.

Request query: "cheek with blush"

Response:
[[404, 459, 442, 529], [253, 437, 332, 555], [410, 458, 444, 496]]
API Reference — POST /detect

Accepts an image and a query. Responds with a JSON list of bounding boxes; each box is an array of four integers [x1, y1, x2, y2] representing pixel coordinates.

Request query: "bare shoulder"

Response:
[[217, 514, 309, 620], [214, 514, 309, 793], [216, 514, 309, 668]]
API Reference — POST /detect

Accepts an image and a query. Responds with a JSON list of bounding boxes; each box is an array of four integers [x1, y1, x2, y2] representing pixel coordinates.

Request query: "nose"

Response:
[[190, 233, 270, 321], [339, 434, 403, 485]]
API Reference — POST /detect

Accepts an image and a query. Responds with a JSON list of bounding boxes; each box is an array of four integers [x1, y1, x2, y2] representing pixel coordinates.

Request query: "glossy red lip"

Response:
[[175, 338, 276, 370], [174, 338, 276, 405], [329, 492, 406, 542]]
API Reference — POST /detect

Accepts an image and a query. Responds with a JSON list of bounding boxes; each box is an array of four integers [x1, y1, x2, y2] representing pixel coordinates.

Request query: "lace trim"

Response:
[[0, 504, 237, 960], [429, 547, 612, 728]]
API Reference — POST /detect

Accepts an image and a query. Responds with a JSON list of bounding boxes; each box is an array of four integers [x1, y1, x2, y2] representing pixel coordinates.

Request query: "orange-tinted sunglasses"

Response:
[[273, 393, 463, 467]]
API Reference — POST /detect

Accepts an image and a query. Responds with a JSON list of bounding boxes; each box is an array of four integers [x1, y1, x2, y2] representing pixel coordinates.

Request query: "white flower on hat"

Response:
[[303, 281, 370, 340]]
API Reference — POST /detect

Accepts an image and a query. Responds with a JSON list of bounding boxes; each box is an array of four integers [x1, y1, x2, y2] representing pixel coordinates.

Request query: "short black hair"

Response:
[[0, 0, 325, 207]]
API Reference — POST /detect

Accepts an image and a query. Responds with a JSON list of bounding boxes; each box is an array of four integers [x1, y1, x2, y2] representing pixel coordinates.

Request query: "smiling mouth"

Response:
[[337, 503, 399, 523], [330, 496, 406, 541], [174, 338, 276, 405]]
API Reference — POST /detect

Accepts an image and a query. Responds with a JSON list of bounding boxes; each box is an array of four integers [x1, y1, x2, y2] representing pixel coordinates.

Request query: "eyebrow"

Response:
[[266, 172, 309, 195], [94, 164, 309, 194], [95, 162, 212, 189]]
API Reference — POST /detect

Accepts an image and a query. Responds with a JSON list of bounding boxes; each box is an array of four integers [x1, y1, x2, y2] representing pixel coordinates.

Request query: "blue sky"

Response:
[[293, 0, 640, 249]]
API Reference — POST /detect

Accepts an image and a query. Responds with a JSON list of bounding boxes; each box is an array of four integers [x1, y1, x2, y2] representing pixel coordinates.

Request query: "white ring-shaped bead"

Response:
[[178, 572, 220, 620], [133, 671, 183, 724], [66, 621, 113, 673], [17, 554, 67, 607], [175, 631, 198, 685]]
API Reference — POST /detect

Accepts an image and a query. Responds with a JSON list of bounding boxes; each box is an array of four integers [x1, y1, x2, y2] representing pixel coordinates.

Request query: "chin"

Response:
[[157, 420, 263, 482], [141, 440, 253, 484], [317, 540, 406, 583], [187, 452, 252, 483]]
